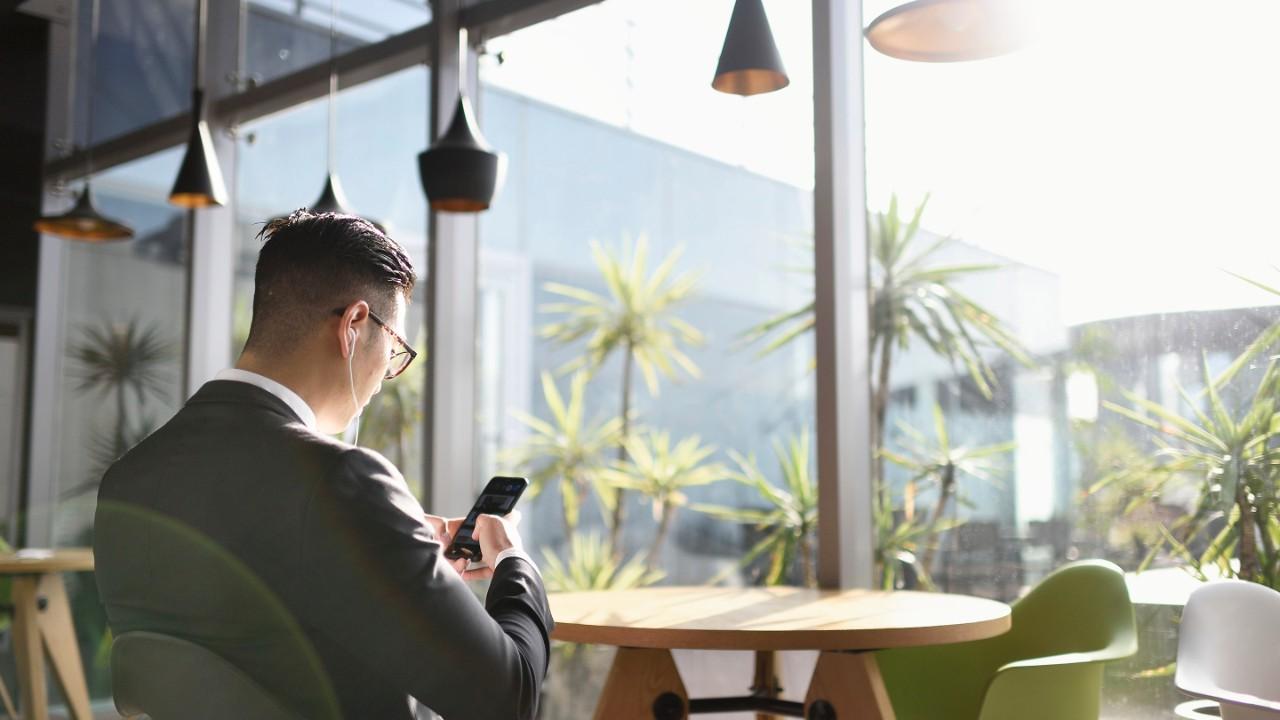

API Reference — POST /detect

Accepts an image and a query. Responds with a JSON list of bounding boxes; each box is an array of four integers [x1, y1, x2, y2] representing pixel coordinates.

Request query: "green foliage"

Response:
[[360, 357, 424, 491], [540, 237, 705, 554], [501, 372, 624, 534], [542, 533, 665, 593], [67, 319, 175, 494], [692, 429, 818, 586], [868, 195, 1032, 397], [603, 431, 728, 569], [1100, 353, 1280, 587], [540, 237, 703, 395], [742, 196, 1032, 588], [741, 195, 1032, 395], [880, 405, 1014, 586], [69, 318, 173, 408]]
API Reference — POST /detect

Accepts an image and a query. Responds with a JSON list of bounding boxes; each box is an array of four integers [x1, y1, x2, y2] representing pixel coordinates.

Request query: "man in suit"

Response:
[[95, 210, 552, 719]]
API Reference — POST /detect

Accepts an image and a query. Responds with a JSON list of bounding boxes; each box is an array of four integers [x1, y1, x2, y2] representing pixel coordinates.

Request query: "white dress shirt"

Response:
[[213, 368, 537, 575]]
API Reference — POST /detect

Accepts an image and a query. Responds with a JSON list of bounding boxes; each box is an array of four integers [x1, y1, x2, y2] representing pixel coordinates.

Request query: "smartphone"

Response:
[[443, 476, 529, 562]]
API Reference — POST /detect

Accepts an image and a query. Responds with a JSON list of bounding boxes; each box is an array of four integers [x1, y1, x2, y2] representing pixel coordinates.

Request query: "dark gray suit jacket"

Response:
[[95, 380, 553, 720]]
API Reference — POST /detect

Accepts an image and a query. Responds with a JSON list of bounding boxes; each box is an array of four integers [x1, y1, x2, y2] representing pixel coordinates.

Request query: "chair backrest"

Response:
[[1004, 559, 1138, 663], [1176, 580, 1280, 704], [878, 559, 1137, 720], [112, 631, 305, 720]]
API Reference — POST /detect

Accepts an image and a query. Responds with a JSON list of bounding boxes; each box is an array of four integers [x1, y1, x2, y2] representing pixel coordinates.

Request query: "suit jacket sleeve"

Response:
[[299, 447, 554, 720]]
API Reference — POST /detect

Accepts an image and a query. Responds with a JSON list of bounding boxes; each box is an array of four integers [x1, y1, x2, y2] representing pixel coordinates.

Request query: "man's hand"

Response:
[[424, 514, 470, 577], [466, 512, 524, 581]]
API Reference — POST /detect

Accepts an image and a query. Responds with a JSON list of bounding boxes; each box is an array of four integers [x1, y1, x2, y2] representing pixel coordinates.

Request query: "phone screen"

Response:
[[444, 476, 528, 561]]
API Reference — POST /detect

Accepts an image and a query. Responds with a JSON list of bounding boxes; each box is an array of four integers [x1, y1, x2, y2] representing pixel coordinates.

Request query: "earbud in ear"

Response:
[[347, 329, 357, 356]]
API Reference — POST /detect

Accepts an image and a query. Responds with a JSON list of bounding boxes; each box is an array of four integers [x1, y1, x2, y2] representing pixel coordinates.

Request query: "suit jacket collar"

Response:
[[186, 379, 308, 426]]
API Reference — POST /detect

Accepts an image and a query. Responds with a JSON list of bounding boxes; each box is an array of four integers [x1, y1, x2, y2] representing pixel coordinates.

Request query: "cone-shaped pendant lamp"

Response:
[[418, 92, 506, 213], [308, 0, 359, 218], [34, 183, 134, 242], [34, 0, 135, 242], [170, 89, 228, 207], [311, 173, 351, 215], [170, 0, 227, 207], [712, 0, 789, 96], [866, 0, 1024, 62]]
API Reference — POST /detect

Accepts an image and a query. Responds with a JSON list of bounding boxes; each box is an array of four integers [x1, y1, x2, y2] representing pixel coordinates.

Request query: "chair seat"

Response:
[[111, 631, 304, 720]]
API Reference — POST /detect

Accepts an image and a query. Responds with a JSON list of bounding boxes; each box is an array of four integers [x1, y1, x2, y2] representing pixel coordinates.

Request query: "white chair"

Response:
[[1176, 580, 1280, 719]]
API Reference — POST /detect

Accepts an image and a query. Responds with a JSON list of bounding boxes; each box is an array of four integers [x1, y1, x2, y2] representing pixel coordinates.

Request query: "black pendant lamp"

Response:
[[418, 32, 505, 214], [712, 0, 789, 96], [34, 0, 134, 242], [866, 0, 1024, 63], [307, 0, 370, 221], [311, 173, 351, 215], [170, 0, 227, 207], [34, 184, 134, 242]]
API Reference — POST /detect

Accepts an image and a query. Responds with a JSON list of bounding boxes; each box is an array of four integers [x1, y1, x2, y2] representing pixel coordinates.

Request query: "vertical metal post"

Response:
[[184, 0, 240, 394], [26, 7, 76, 547], [423, 0, 480, 516], [813, 0, 873, 589]]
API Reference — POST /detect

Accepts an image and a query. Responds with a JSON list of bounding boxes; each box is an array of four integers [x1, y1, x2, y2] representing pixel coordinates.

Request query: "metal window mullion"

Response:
[[813, 0, 873, 589], [26, 13, 77, 547], [422, 0, 480, 516], [41, 0, 610, 183], [183, 0, 242, 395]]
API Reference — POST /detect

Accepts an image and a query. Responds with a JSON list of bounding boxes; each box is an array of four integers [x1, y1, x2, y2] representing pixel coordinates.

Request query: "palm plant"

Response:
[[501, 372, 624, 538], [540, 237, 704, 552], [880, 405, 1014, 585], [69, 319, 173, 467], [741, 195, 1032, 585], [1100, 353, 1280, 587], [542, 533, 665, 593], [602, 431, 728, 571], [692, 430, 819, 587], [744, 195, 1030, 478]]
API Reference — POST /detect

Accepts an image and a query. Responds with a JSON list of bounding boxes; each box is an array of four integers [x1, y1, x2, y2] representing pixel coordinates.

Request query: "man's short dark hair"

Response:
[[246, 210, 416, 356]]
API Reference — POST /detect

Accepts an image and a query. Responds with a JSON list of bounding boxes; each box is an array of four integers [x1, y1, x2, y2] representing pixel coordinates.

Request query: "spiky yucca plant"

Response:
[[501, 372, 623, 537], [540, 238, 703, 552], [693, 430, 819, 586], [602, 431, 728, 570]]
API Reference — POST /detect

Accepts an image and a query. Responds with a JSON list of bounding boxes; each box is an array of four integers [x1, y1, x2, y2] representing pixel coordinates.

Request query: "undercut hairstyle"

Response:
[[245, 210, 416, 357]]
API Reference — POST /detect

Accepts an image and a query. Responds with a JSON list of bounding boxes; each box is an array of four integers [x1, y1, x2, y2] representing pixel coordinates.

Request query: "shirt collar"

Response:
[[213, 368, 318, 430]]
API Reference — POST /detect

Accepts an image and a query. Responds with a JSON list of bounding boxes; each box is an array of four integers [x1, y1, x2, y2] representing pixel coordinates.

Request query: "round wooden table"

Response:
[[552, 586, 1011, 720], [0, 549, 95, 720]]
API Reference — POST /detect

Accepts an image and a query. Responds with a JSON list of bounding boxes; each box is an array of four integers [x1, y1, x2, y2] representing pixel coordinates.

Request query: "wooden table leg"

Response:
[[37, 574, 92, 720], [11, 576, 46, 720], [593, 647, 689, 720], [804, 650, 896, 720], [10, 574, 92, 720], [752, 650, 781, 720]]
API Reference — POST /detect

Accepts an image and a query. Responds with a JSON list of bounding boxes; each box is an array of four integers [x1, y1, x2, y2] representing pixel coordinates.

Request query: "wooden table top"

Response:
[[551, 586, 1010, 651], [0, 549, 94, 575]]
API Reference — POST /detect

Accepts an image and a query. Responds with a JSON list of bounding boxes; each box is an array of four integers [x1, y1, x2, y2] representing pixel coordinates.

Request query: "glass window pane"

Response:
[[77, 0, 195, 144], [44, 147, 189, 699], [232, 65, 429, 495], [863, 0, 1280, 714], [477, 0, 814, 711], [244, 0, 431, 85]]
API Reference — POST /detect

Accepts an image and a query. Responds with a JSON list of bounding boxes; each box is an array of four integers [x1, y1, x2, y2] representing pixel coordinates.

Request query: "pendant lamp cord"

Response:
[[194, 0, 206, 93], [82, 0, 102, 180], [327, 0, 338, 175]]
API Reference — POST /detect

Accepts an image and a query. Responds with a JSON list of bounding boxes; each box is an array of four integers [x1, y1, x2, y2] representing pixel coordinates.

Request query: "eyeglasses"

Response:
[[331, 308, 418, 380]]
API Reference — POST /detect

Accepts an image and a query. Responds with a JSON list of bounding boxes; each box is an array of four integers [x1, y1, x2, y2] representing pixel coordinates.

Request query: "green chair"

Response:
[[878, 559, 1138, 720], [112, 632, 306, 720]]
